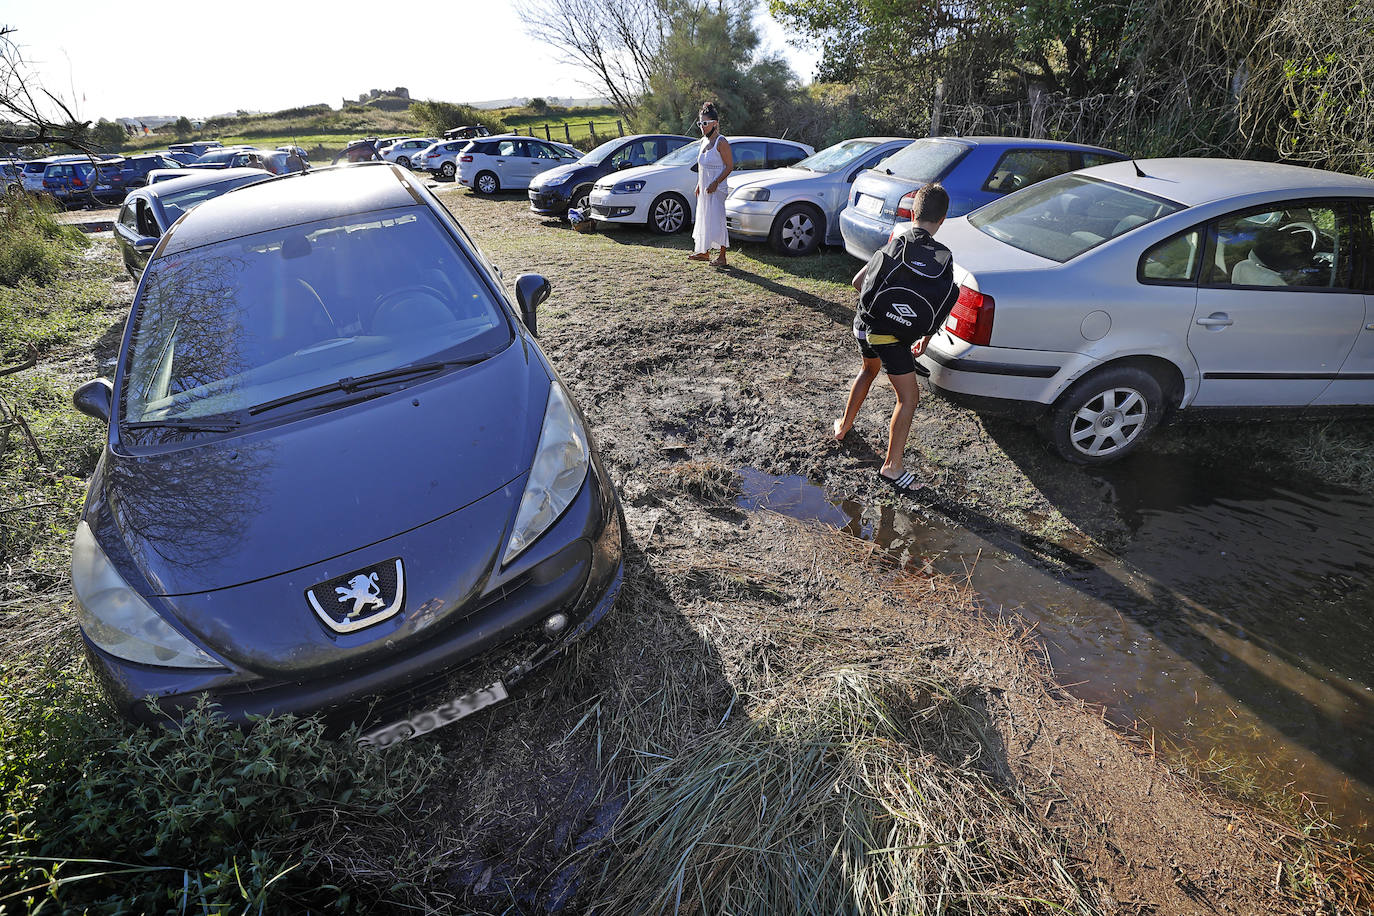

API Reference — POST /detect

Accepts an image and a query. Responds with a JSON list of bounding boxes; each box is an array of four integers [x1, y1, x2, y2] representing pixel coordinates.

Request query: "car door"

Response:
[[493, 139, 521, 186], [526, 140, 566, 182], [1315, 198, 1374, 406], [1188, 198, 1364, 407]]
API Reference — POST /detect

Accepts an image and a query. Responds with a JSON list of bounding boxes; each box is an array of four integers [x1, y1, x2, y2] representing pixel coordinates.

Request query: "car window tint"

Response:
[[982, 149, 1075, 194], [969, 174, 1184, 263], [123, 207, 510, 425], [766, 142, 807, 169], [136, 201, 159, 237], [732, 142, 767, 170], [1081, 152, 1120, 168], [882, 139, 967, 182], [118, 202, 138, 231], [1203, 201, 1353, 290], [1139, 229, 1201, 283], [529, 142, 559, 160], [607, 139, 655, 168]]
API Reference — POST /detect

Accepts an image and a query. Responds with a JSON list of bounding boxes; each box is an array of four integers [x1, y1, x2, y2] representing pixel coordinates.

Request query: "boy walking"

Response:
[[832, 183, 954, 493]]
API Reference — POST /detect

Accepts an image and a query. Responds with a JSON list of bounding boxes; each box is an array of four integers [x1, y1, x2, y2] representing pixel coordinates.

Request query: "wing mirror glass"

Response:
[[73, 378, 114, 424], [514, 273, 550, 337]]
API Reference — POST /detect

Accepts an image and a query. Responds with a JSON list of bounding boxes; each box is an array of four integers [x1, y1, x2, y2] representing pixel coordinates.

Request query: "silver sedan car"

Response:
[[724, 137, 912, 256], [915, 158, 1374, 464]]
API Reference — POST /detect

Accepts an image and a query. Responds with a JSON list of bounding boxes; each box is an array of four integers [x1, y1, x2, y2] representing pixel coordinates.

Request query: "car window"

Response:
[[1081, 152, 1120, 168], [122, 207, 510, 426], [767, 142, 807, 169], [529, 141, 560, 160], [136, 201, 159, 237], [732, 142, 767, 170], [1139, 229, 1202, 283], [982, 149, 1075, 194], [881, 138, 967, 182], [1202, 201, 1353, 290], [969, 174, 1184, 263], [1364, 203, 1374, 291], [118, 202, 138, 231], [497, 140, 518, 157], [605, 139, 656, 169]]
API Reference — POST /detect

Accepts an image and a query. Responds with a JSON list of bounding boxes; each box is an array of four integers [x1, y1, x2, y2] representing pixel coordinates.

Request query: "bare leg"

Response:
[[880, 371, 920, 478], [711, 245, 728, 267], [834, 357, 881, 440]]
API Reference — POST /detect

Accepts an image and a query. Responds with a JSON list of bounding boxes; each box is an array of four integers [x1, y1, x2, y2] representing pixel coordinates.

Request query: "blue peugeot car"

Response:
[[528, 133, 692, 217], [839, 136, 1125, 260], [71, 163, 624, 746]]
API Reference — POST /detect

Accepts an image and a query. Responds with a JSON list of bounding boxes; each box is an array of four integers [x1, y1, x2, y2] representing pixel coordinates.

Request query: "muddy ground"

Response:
[[394, 184, 1366, 913]]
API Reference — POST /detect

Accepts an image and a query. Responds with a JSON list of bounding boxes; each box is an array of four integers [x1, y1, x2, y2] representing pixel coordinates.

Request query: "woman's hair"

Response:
[[699, 102, 719, 123]]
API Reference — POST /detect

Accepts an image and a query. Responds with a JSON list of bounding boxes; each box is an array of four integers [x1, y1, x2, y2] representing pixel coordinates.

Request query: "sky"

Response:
[[3, 0, 821, 123]]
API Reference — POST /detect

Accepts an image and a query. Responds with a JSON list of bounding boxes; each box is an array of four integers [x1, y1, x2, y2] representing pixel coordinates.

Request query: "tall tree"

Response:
[[0, 25, 92, 151]]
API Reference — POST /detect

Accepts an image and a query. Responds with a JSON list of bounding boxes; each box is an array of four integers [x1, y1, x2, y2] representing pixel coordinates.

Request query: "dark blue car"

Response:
[[528, 133, 692, 217], [839, 136, 1126, 260], [71, 163, 624, 745]]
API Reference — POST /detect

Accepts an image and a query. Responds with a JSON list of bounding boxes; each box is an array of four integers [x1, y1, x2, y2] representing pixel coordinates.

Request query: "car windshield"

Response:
[[581, 137, 629, 166], [657, 141, 702, 168], [793, 139, 883, 173], [880, 139, 967, 182], [196, 151, 235, 164], [968, 174, 1185, 262], [121, 206, 510, 426]]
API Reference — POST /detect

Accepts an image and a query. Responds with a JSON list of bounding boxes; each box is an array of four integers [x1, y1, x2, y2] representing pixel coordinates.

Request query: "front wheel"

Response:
[[769, 203, 823, 256], [648, 192, 689, 234], [397, 155, 411, 168], [474, 171, 499, 194], [570, 184, 593, 214], [1042, 366, 1164, 465], [440, 161, 456, 180]]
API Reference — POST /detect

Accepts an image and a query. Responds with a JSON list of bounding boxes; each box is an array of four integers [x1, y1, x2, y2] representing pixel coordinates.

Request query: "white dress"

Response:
[[693, 135, 729, 254]]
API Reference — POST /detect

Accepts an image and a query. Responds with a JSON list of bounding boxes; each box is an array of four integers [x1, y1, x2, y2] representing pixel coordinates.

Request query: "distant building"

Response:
[[356, 87, 411, 104]]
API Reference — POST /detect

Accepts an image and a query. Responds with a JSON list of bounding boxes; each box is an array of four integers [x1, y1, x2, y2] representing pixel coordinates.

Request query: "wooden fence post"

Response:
[[588, 121, 596, 142], [564, 124, 572, 143], [544, 124, 551, 141]]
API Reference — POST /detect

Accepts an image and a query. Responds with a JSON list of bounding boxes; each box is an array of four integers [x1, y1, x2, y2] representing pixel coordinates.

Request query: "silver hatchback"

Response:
[[917, 158, 1374, 464]]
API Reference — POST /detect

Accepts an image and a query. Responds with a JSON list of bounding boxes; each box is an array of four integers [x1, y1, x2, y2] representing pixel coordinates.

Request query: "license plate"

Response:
[[95, 185, 111, 191], [358, 680, 508, 748], [589, 192, 610, 205], [857, 194, 883, 216]]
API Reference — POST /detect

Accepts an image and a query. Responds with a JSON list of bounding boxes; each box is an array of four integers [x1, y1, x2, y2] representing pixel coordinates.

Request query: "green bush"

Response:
[[0, 669, 443, 914], [0, 196, 86, 288]]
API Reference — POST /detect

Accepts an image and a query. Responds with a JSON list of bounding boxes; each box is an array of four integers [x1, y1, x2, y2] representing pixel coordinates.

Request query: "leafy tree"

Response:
[[527, 97, 550, 113], [90, 118, 125, 151], [407, 100, 503, 138], [173, 116, 193, 138]]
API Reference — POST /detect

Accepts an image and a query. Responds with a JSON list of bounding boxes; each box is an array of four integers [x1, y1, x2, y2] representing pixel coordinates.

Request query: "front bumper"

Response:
[[725, 201, 777, 240], [88, 460, 625, 732], [839, 206, 893, 261], [588, 189, 642, 223], [529, 187, 572, 215]]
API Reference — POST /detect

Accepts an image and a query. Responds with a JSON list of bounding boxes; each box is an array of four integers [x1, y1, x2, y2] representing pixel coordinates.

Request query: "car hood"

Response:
[[92, 338, 547, 597], [726, 167, 812, 193], [532, 163, 588, 188], [593, 162, 676, 188], [935, 216, 1059, 286]]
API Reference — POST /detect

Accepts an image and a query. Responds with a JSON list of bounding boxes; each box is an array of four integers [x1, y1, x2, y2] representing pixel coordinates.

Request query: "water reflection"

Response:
[[736, 464, 1374, 837]]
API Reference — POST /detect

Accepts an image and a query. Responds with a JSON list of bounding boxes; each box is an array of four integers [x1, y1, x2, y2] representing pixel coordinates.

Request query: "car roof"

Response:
[[932, 135, 1122, 154], [137, 167, 275, 200], [1075, 157, 1374, 206], [162, 163, 418, 255]]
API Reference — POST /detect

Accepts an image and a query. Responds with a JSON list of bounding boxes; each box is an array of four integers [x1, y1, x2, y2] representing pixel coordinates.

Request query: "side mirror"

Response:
[[514, 273, 550, 337], [132, 236, 158, 253], [74, 378, 114, 424]]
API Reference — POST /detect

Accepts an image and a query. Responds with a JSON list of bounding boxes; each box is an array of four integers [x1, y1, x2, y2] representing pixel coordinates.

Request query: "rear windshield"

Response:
[[880, 139, 967, 182], [793, 139, 883, 173], [122, 206, 510, 426], [968, 174, 1184, 262]]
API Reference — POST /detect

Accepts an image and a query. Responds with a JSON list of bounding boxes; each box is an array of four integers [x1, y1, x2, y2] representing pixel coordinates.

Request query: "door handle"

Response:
[[1196, 313, 1233, 328]]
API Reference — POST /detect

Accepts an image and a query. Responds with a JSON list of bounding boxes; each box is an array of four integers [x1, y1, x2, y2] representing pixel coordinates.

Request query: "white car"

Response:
[[910, 158, 1374, 464], [588, 136, 814, 234], [380, 138, 438, 169], [456, 135, 579, 194], [414, 140, 471, 180]]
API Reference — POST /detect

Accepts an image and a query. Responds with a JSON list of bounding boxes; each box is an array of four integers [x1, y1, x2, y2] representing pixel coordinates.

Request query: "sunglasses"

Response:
[[698, 119, 717, 126]]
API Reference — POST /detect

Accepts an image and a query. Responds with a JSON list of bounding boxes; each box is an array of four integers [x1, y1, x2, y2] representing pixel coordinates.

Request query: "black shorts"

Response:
[[857, 337, 916, 376]]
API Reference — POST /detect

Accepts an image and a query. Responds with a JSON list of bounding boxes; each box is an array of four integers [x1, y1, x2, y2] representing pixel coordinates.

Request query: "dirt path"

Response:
[[413, 187, 1363, 913]]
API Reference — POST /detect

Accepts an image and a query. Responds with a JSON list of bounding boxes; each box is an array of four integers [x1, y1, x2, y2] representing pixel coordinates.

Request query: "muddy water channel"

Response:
[[737, 461, 1374, 838]]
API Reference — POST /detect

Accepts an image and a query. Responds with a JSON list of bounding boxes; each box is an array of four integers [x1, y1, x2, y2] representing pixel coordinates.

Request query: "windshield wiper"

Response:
[[246, 356, 489, 417], [124, 416, 243, 432]]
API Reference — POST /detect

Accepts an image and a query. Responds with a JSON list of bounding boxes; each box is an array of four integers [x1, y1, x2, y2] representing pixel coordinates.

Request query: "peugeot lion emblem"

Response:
[[307, 559, 405, 633]]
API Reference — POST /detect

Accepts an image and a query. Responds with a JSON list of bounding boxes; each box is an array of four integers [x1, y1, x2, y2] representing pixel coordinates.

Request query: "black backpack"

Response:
[[858, 226, 957, 345]]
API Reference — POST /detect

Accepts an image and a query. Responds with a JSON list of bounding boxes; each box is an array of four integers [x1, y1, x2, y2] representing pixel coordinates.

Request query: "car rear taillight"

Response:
[[460, 155, 473, 162], [894, 190, 918, 222], [947, 285, 995, 346], [72, 176, 85, 188]]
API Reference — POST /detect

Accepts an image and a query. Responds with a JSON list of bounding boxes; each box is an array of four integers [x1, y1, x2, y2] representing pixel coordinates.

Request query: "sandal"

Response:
[[687, 252, 711, 262], [878, 469, 925, 494], [710, 257, 728, 268]]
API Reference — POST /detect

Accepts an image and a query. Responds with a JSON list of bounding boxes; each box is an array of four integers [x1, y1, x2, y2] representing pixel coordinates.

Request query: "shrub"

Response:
[[0, 195, 86, 288], [0, 668, 445, 913]]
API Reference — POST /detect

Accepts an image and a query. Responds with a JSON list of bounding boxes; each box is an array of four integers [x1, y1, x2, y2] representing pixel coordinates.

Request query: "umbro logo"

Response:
[[893, 303, 918, 318]]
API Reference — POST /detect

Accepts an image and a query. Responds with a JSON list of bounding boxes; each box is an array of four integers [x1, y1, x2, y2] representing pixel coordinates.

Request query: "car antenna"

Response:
[[1132, 159, 1148, 178]]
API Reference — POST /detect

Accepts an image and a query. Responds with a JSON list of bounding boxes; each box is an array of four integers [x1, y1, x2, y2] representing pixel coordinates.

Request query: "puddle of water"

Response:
[[736, 464, 1374, 839]]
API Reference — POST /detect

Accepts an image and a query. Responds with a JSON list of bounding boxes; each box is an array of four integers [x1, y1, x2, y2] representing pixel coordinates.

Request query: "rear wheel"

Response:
[[474, 171, 499, 194], [397, 155, 411, 168], [769, 203, 823, 256], [648, 192, 689, 234], [1043, 366, 1164, 465], [440, 161, 456, 180]]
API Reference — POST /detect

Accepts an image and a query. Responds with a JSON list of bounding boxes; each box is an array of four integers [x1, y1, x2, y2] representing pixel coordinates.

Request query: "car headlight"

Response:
[[611, 180, 645, 194], [504, 382, 590, 565], [543, 173, 570, 187], [71, 520, 221, 668], [733, 187, 770, 202]]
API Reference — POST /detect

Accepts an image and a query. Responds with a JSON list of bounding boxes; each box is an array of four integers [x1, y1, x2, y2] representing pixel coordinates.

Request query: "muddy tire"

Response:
[[1043, 366, 1164, 465], [474, 171, 499, 194], [648, 193, 689, 234], [769, 203, 823, 256], [440, 161, 456, 180], [570, 184, 593, 215]]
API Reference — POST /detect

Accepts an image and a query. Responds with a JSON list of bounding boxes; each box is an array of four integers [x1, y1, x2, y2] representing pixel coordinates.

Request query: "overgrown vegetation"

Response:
[[0, 196, 85, 288]]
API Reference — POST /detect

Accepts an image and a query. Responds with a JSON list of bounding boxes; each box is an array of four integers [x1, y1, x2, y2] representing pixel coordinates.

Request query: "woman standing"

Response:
[[687, 102, 733, 268]]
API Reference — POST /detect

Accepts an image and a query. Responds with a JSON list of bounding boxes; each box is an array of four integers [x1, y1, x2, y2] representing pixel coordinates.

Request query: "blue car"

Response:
[[839, 136, 1125, 260], [528, 133, 692, 217], [71, 163, 624, 745]]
